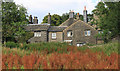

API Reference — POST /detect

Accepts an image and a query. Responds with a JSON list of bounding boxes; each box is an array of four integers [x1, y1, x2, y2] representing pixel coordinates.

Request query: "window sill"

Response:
[[34, 36, 41, 37], [86, 35, 88, 36], [52, 38, 57, 40]]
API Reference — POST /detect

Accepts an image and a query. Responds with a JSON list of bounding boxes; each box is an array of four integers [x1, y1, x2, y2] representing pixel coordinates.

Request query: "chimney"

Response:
[[69, 10, 74, 18], [33, 16, 38, 24], [83, 6, 88, 23], [48, 13, 51, 25], [76, 13, 80, 19], [29, 15, 33, 24]]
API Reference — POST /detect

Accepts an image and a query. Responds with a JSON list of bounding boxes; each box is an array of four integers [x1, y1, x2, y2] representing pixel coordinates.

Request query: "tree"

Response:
[[61, 13, 69, 23], [42, 14, 62, 26], [104, 2, 120, 37], [87, 14, 93, 22], [92, 2, 120, 43], [2, 1, 29, 43]]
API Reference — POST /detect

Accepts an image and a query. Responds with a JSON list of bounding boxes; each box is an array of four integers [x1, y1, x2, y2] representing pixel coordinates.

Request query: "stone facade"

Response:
[[25, 7, 103, 46], [48, 32, 63, 42], [63, 20, 98, 45], [28, 31, 48, 43]]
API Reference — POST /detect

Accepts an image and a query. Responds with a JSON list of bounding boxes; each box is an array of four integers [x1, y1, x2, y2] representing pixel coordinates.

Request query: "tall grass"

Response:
[[3, 41, 118, 56], [88, 42, 118, 56]]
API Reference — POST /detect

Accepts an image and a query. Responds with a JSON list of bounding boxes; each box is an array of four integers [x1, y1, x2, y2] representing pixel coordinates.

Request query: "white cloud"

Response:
[[14, 0, 99, 23]]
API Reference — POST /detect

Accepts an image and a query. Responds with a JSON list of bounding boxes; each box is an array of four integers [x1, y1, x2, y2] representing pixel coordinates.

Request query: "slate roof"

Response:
[[59, 18, 78, 27], [63, 20, 97, 32], [48, 26, 67, 32], [25, 18, 79, 32], [24, 24, 50, 31]]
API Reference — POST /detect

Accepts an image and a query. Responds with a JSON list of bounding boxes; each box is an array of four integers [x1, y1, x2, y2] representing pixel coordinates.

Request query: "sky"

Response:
[[14, 0, 100, 24]]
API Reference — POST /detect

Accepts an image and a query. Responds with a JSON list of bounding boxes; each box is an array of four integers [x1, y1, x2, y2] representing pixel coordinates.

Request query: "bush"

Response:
[[6, 42, 19, 48], [21, 42, 68, 53]]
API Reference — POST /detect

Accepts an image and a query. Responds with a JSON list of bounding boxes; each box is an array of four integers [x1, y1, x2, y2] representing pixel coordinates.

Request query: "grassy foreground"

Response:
[[2, 42, 119, 69]]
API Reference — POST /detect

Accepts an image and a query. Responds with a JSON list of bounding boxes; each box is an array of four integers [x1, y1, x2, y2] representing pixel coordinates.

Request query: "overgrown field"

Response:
[[2, 42, 119, 69]]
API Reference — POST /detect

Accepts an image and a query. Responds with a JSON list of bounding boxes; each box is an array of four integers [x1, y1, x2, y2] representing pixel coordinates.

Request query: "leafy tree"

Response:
[[42, 13, 86, 26], [2, 2, 29, 43], [61, 13, 69, 23], [92, 2, 120, 43], [104, 2, 120, 37], [42, 14, 62, 26], [87, 14, 93, 22]]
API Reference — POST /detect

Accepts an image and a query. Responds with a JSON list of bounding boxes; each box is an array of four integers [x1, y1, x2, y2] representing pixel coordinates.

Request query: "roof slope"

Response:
[[59, 18, 78, 27], [24, 24, 50, 31], [48, 26, 67, 32], [63, 20, 97, 32]]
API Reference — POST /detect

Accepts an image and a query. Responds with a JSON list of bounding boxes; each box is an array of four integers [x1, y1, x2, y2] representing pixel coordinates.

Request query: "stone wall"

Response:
[[48, 32, 63, 42], [28, 31, 48, 43], [63, 20, 98, 46]]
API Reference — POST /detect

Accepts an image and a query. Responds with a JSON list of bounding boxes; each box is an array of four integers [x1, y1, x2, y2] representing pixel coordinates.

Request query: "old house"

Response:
[[25, 6, 102, 46]]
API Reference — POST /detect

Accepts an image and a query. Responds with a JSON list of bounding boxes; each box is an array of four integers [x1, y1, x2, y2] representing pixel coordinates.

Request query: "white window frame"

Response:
[[52, 33, 56, 39], [98, 30, 103, 34], [34, 32, 41, 37], [77, 43, 86, 47], [67, 31, 73, 37], [85, 30, 91, 36]]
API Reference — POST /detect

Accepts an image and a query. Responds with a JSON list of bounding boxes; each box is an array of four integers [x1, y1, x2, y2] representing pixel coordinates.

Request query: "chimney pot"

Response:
[[33, 16, 38, 24], [29, 15, 33, 24], [69, 11, 74, 18], [84, 6, 86, 10], [76, 13, 80, 19], [83, 6, 88, 23], [48, 13, 51, 25]]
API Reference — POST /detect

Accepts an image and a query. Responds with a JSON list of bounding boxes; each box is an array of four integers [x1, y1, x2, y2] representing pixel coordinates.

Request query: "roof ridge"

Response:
[[59, 19, 70, 26], [79, 20, 96, 30], [63, 20, 80, 32], [63, 20, 97, 32]]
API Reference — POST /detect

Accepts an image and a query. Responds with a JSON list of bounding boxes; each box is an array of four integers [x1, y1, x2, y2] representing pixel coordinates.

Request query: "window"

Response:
[[98, 30, 103, 34], [52, 33, 56, 39], [67, 31, 73, 37], [85, 30, 91, 36], [77, 43, 86, 47], [34, 32, 41, 37]]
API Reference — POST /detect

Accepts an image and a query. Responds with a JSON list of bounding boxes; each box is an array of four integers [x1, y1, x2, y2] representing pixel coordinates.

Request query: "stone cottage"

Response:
[[25, 6, 103, 46]]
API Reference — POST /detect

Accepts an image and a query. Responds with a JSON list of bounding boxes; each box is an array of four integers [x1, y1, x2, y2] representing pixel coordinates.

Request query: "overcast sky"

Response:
[[14, 0, 100, 24]]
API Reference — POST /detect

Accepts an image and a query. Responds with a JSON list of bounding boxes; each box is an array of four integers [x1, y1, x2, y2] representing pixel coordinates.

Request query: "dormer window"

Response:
[[67, 31, 73, 37], [34, 32, 41, 37], [85, 30, 91, 36]]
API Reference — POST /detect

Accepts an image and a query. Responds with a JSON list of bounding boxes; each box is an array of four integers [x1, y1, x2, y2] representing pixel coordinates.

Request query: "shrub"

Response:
[[20, 42, 68, 54], [6, 42, 19, 48]]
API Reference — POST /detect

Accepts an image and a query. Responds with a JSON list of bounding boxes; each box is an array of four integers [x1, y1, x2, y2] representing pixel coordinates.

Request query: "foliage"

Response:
[[42, 12, 94, 26], [11, 21, 33, 43], [42, 14, 62, 26], [92, 2, 120, 43], [2, 1, 28, 43], [5, 42, 19, 48], [61, 13, 69, 23], [90, 42, 118, 56], [87, 14, 93, 22], [2, 47, 118, 69], [4, 41, 118, 56], [22, 42, 69, 54], [2, 42, 118, 69]]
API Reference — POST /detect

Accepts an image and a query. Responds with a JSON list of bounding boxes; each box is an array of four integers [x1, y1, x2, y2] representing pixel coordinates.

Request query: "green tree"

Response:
[[61, 13, 69, 23], [87, 14, 93, 22], [2, 2, 29, 43], [92, 2, 120, 43], [104, 2, 120, 37], [42, 14, 62, 26]]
